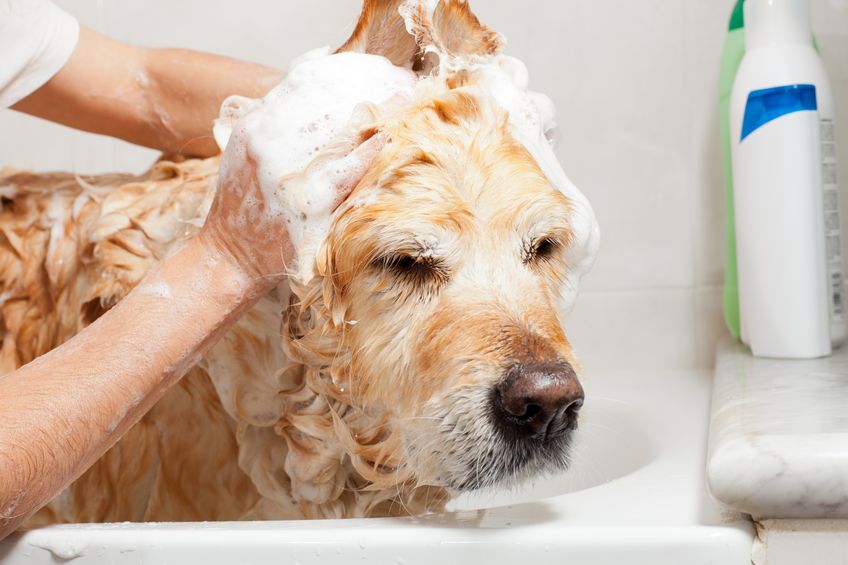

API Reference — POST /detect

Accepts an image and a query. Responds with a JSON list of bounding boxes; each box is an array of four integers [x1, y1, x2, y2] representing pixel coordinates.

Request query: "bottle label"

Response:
[[822, 118, 845, 322], [741, 84, 817, 141]]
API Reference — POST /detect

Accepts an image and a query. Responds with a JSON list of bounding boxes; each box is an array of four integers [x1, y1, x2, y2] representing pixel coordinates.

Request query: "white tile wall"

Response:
[[1, 0, 846, 371]]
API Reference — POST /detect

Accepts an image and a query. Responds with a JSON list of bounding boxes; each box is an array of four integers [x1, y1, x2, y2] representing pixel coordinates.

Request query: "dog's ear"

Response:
[[337, 0, 418, 67], [336, 0, 503, 69]]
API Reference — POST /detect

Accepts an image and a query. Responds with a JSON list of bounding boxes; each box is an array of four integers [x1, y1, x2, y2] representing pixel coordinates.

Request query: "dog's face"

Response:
[[318, 85, 584, 491]]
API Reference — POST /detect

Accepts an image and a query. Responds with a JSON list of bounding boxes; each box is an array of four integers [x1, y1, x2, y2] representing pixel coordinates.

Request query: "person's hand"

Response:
[[198, 120, 386, 291]]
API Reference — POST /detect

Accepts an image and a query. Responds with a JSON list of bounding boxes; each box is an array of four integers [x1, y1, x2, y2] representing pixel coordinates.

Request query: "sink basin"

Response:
[[0, 367, 754, 564], [449, 395, 657, 511]]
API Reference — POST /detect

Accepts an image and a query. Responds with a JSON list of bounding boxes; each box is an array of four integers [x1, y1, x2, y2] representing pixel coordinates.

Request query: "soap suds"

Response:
[[215, 47, 416, 281], [136, 281, 173, 299], [0, 184, 16, 212], [45, 195, 67, 254], [29, 534, 88, 561], [136, 69, 180, 146], [70, 193, 89, 220], [105, 391, 144, 434], [1, 488, 25, 520], [395, 0, 600, 311], [468, 57, 600, 311]]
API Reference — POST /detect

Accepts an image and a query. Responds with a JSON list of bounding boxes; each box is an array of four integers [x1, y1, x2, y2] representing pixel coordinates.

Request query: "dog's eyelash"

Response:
[[375, 253, 448, 287], [525, 236, 561, 264]]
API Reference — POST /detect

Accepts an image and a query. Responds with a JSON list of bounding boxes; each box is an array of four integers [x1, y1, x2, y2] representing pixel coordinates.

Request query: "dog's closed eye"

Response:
[[374, 253, 449, 288], [525, 236, 562, 264]]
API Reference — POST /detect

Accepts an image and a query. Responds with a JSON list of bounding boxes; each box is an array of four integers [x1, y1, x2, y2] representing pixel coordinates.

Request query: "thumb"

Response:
[[329, 131, 388, 209]]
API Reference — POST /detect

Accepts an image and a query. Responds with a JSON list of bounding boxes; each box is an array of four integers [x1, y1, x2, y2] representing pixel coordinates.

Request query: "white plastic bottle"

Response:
[[730, 0, 845, 358]]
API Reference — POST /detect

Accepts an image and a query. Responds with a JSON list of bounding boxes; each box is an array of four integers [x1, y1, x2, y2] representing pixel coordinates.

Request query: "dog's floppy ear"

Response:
[[336, 0, 503, 69]]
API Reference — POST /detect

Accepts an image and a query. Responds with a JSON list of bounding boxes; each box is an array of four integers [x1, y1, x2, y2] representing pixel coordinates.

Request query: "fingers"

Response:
[[347, 101, 381, 132], [345, 88, 412, 132], [308, 89, 409, 207], [328, 131, 388, 208], [378, 90, 414, 116], [320, 89, 410, 167], [213, 95, 262, 151]]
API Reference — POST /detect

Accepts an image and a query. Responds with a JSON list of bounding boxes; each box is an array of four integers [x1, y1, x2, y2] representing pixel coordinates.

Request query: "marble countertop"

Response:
[[707, 335, 848, 519]]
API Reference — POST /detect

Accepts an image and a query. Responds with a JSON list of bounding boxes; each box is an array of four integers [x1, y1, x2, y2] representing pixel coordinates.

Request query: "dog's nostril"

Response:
[[523, 403, 543, 420], [494, 361, 584, 438], [562, 397, 583, 429], [498, 397, 542, 421], [567, 397, 584, 414]]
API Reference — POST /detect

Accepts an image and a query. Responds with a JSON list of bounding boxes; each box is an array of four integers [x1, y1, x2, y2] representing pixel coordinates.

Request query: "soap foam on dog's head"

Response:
[[214, 47, 417, 281], [394, 0, 599, 312]]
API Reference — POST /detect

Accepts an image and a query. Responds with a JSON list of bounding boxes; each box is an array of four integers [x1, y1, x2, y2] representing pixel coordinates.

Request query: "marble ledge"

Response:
[[707, 335, 848, 519]]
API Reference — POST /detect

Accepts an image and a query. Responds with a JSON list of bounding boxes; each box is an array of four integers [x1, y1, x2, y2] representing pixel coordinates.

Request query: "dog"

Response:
[[0, 0, 599, 524]]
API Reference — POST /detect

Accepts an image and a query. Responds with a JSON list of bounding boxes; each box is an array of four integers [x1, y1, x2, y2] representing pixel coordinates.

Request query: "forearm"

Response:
[[12, 27, 281, 158], [140, 47, 281, 156], [0, 236, 267, 537]]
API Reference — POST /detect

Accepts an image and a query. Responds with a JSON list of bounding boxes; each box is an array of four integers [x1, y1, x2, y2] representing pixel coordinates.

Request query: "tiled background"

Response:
[[1, 0, 847, 371]]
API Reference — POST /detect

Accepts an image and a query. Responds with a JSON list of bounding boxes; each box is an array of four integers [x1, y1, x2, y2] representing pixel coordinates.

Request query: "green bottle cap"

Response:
[[729, 0, 745, 31]]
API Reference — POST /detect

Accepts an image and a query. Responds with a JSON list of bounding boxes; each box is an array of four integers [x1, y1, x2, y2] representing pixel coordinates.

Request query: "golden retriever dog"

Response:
[[0, 0, 598, 524]]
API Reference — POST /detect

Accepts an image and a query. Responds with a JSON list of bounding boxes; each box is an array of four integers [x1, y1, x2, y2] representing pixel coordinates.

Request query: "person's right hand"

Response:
[[198, 120, 387, 291]]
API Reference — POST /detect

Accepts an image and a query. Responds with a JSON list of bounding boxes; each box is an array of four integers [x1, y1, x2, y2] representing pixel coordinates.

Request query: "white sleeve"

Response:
[[0, 0, 80, 108]]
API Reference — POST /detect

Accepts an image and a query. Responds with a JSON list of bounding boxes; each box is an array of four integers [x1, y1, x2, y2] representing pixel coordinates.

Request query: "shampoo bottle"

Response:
[[730, 0, 845, 358]]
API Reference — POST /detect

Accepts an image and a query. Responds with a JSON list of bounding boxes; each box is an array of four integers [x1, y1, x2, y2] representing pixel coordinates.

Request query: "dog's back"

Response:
[[0, 159, 271, 524]]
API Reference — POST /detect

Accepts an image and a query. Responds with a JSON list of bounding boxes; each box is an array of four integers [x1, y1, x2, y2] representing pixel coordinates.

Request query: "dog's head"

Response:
[[283, 0, 598, 496]]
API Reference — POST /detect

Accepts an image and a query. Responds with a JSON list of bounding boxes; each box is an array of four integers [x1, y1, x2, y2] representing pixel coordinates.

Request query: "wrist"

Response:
[[191, 232, 282, 298]]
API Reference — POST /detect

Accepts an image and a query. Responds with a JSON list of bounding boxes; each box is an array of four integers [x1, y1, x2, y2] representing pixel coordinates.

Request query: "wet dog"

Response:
[[0, 0, 598, 523]]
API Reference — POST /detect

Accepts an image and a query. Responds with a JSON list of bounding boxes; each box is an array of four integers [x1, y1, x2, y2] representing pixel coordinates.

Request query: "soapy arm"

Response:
[[11, 26, 281, 157], [0, 129, 385, 539], [0, 236, 257, 537]]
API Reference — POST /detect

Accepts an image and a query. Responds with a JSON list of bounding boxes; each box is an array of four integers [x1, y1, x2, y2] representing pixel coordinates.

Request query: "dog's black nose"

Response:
[[494, 362, 584, 438]]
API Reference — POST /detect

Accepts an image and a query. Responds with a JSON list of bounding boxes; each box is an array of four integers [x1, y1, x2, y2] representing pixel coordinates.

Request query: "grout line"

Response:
[[682, 0, 701, 376], [577, 285, 722, 297]]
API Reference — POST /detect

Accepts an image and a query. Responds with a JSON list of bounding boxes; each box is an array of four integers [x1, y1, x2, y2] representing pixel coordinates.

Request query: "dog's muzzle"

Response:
[[424, 359, 584, 492]]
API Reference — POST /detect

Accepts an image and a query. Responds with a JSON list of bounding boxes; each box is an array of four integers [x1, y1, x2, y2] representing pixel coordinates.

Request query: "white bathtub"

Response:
[[0, 368, 754, 564]]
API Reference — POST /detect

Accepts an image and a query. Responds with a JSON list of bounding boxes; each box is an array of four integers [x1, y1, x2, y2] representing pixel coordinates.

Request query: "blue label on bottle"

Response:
[[741, 84, 817, 141]]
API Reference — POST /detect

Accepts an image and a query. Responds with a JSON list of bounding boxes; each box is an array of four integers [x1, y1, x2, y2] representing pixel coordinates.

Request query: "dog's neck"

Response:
[[200, 279, 448, 519]]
